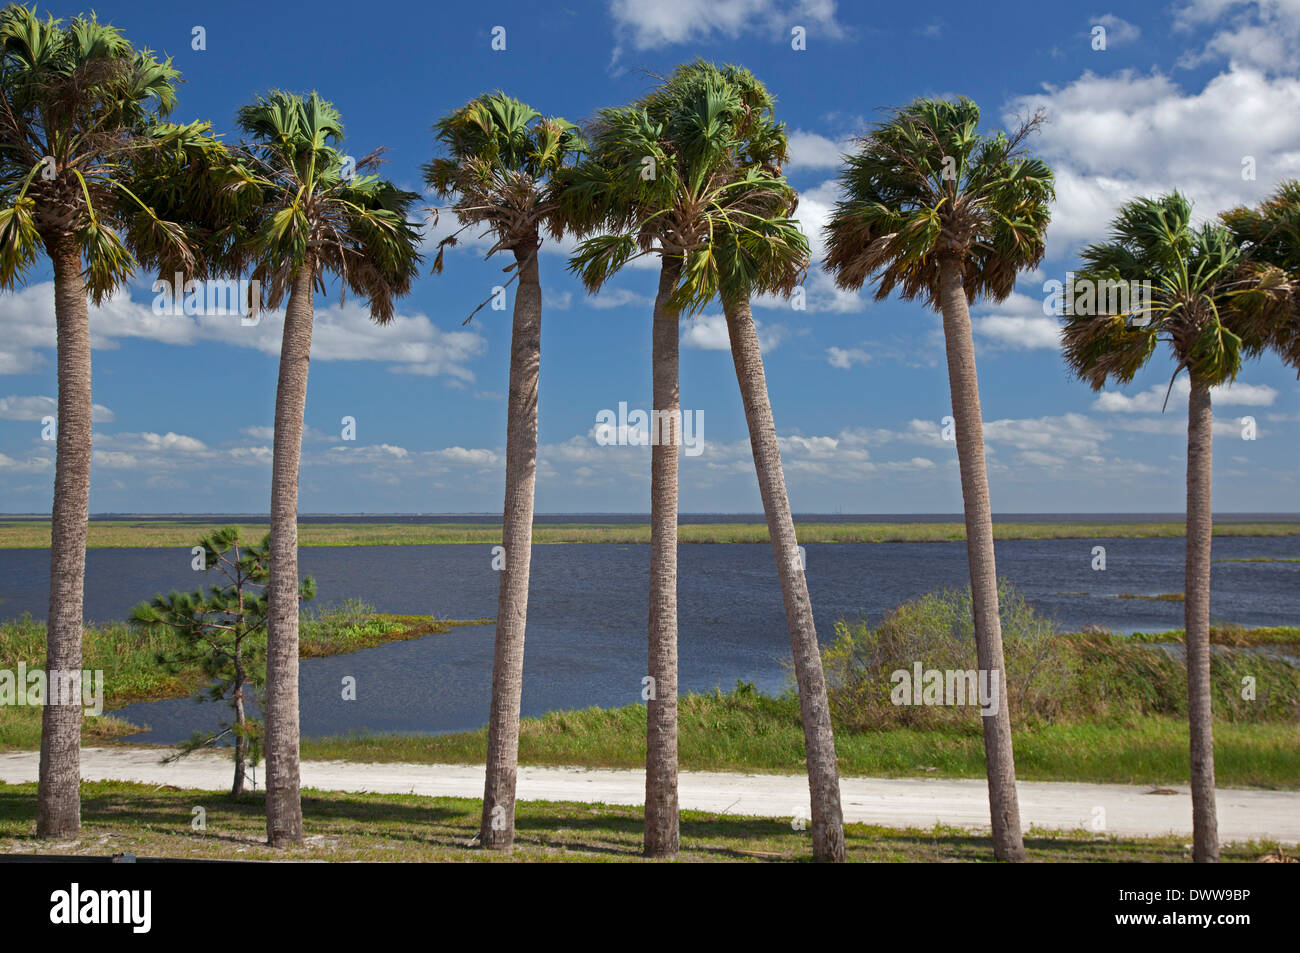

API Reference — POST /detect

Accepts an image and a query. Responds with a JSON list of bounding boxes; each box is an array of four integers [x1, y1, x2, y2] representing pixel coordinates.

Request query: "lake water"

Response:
[[1, 534, 1296, 742]]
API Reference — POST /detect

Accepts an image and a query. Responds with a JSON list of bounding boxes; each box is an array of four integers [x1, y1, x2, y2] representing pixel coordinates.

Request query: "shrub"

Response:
[[822, 584, 1300, 731]]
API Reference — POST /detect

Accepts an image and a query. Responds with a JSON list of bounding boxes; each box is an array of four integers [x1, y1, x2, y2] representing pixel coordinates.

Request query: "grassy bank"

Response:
[[297, 614, 1300, 788], [1, 519, 1298, 548], [0, 605, 490, 750], [0, 780, 1285, 862], [301, 697, 1300, 788]]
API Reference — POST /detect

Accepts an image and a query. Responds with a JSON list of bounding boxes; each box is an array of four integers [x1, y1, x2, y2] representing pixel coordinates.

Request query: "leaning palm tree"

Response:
[[231, 91, 422, 846], [0, 5, 235, 838], [824, 97, 1054, 861], [697, 71, 847, 864], [557, 60, 845, 862], [1063, 192, 1292, 863], [423, 92, 583, 852]]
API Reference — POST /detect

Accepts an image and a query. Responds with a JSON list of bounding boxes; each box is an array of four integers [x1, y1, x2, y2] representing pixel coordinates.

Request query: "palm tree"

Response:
[[557, 60, 844, 861], [423, 92, 583, 852], [0, 5, 232, 838], [824, 97, 1054, 861], [693, 71, 847, 864], [231, 91, 422, 846], [1063, 192, 1291, 863]]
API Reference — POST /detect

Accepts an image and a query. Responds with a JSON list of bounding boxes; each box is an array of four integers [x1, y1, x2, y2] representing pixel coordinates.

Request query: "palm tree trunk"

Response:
[[937, 257, 1025, 862], [722, 295, 845, 863], [36, 238, 91, 839], [480, 242, 543, 851], [1185, 374, 1219, 862], [645, 256, 683, 859], [264, 259, 315, 847]]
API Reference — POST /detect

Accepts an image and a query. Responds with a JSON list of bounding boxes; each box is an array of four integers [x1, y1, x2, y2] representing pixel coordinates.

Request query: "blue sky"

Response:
[[1, 0, 1297, 514]]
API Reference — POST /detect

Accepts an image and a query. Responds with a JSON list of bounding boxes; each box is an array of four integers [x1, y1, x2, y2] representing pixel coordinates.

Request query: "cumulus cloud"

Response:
[[1007, 65, 1300, 258], [972, 292, 1061, 350], [0, 283, 487, 382], [1174, 0, 1300, 73], [826, 345, 871, 368], [1094, 378, 1278, 412], [786, 130, 851, 169], [983, 413, 1109, 458]]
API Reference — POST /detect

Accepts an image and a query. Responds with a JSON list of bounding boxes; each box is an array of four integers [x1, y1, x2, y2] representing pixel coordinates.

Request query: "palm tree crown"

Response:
[[1062, 192, 1289, 392], [823, 96, 1053, 305], [0, 4, 226, 296], [424, 91, 583, 271], [232, 90, 422, 319], [557, 59, 803, 312]]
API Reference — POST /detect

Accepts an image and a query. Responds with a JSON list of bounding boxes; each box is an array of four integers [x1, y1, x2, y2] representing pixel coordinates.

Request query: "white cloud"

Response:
[[0, 395, 115, 423], [1094, 378, 1278, 412], [826, 345, 871, 369], [1115, 416, 1247, 437], [0, 283, 487, 382], [679, 313, 787, 353], [1174, 0, 1300, 72], [972, 292, 1061, 350], [607, 0, 845, 54], [778, 178, 868, 314], [1007, 65, 1300, 257], [786, 130, 851, 169], [983, 413, 1109, 458], [430, 446, 499, 466], [0, 451, 51, 473]]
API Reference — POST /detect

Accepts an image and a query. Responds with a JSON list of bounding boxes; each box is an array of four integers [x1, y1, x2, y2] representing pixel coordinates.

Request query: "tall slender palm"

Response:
[[1062, 193, 1291, 863], [824, 97, 1054, 861], [424, 92, 583, 851], [703, 75, 847, 864], [0, 6, 232, 838], [231, 91, 422, 846], [557, 60, 844, 861]]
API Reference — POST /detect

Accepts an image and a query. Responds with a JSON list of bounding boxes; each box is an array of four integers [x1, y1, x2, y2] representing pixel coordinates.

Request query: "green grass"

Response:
[[300, 702, 1300, 789], [0, 606, 490, 750], [0, 780, 1285, 862], [0, 518, 1297, 548]]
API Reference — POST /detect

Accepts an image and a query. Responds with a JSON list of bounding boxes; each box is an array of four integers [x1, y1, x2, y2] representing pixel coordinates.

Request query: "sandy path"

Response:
[[1, 747, 1295, 843]]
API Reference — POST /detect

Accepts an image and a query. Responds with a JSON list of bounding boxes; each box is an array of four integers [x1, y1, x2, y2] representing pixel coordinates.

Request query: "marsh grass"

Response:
[[1, 519, 1297, 548], [0, 606, 488, 749]]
